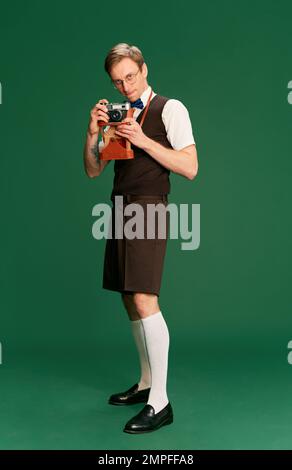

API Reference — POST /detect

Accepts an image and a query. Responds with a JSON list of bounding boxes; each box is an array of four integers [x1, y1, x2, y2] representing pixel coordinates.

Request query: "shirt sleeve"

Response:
[[161, 99, 196, 151]]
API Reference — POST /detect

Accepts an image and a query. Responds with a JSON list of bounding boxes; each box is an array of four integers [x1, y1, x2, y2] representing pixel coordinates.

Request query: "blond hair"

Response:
[[104, 43, 145, 75]]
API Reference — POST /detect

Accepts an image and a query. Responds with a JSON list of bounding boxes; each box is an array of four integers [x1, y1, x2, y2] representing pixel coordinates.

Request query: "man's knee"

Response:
[[121, 292, 137, 317], [132, 292, 158, 316]]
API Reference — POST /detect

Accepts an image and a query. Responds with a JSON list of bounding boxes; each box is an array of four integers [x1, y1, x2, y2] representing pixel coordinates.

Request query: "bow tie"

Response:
[[130, 98, 144, 109]]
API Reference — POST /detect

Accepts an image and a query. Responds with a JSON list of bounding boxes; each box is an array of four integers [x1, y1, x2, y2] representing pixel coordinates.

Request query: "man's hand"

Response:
[[88, 98, 109, 135], [115, 117, 149, 149]]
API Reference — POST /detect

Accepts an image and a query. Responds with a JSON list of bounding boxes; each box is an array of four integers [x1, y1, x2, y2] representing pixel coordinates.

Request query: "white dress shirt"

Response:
[[99, 85, 196, 151]]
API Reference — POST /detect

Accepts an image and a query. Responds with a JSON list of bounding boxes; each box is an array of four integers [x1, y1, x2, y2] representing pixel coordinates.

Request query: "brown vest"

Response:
[[110, 94, 173, 198]]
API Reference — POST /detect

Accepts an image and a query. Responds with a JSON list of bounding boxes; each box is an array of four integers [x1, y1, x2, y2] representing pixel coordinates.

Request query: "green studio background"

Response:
[[0, 0, 292, 450]]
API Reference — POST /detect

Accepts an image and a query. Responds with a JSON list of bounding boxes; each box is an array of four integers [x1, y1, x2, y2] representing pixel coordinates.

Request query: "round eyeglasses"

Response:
[[111, 69, 140, 89]]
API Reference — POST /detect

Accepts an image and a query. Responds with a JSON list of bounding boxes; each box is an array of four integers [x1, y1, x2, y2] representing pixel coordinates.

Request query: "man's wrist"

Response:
[[87, 128, 99, 137], [142, 135, 154, 153]]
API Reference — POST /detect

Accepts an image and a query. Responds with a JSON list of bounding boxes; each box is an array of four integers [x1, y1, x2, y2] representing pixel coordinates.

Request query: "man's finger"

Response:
[[121, 118, 135, 124], [116, 128, 131, 134]]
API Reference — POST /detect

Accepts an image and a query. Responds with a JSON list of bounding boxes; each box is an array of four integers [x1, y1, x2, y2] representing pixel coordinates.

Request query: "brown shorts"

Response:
[[102, 194, 169, 297]]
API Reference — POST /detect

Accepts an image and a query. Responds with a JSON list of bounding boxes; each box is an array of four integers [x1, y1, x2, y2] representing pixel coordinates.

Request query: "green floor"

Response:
[[0, 344, 291, 450]]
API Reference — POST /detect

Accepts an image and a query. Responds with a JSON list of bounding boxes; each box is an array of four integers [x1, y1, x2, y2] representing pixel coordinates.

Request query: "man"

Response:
[[83, 43, 198, 434]]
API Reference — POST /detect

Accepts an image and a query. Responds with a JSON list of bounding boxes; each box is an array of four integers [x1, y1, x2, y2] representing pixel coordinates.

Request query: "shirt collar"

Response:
[[140, 85, 156, 107]]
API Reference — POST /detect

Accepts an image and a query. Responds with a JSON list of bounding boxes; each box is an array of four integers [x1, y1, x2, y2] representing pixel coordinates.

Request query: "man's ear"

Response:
[[142, 62, 148, 78]]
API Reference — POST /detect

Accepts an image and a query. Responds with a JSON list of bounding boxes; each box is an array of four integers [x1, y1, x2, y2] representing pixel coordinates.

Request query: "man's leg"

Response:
[[132, 292, 170, 415], [121, 293, 151, 391]]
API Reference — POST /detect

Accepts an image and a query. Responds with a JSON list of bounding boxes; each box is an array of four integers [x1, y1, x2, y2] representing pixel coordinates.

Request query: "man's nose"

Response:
[[122, 82, 131, 93]]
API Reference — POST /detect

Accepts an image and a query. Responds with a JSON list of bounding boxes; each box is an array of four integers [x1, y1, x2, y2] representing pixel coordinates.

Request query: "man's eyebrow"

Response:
[[113, 72, 135, 80]]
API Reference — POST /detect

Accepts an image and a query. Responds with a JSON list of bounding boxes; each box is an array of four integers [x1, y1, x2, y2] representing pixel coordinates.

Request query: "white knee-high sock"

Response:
[[141, 311, 170, 414], [131, 319, 152, 391]]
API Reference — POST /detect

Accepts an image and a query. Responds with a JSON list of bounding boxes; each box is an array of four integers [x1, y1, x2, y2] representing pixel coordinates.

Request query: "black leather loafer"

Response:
[[108, 383, 150, 406], [123, 402, 173, 433]]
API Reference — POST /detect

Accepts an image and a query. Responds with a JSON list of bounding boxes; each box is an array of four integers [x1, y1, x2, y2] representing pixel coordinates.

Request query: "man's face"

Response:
[[110, 57, 148, 102]]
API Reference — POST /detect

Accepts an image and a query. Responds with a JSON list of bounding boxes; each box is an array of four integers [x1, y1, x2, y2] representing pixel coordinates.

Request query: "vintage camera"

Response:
[[98, 100, 136, 160], [106, 102, 130, 123]]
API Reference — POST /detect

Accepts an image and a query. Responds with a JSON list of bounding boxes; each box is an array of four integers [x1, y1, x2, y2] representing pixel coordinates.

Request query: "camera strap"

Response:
[[139, 88, 153, 128]]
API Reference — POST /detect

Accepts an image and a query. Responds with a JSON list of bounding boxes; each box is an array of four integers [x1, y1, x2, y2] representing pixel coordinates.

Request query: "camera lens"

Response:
[[109, 110, 122, 122]]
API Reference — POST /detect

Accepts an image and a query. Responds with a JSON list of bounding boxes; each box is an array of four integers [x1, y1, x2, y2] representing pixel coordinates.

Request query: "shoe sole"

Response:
[[123, 415, 173, 434], [108, 398, 148, 406]]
